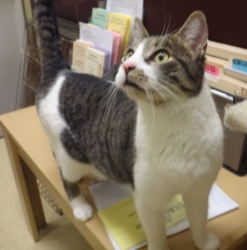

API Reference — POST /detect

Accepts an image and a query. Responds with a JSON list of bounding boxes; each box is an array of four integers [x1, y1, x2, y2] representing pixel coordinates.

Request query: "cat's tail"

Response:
[[34, 0, 69, 78]]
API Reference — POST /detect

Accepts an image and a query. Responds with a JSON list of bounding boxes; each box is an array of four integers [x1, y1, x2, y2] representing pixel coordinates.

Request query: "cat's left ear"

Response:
[[178, 11, 208, 56], [129, 18, 149, 46]]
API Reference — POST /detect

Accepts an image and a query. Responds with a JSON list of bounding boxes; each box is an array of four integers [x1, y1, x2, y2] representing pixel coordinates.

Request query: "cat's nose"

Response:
[[122, 61, 135, 74]]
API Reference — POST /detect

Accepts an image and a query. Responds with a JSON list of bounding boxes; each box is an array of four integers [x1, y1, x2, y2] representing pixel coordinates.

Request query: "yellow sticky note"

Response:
[[98, 194, 187, 250], [107, 13, 131, 55]]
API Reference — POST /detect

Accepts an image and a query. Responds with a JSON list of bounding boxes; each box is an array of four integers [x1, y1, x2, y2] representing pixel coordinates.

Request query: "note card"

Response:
[[107, 13, 131, 54], [108, 31, 122, 65], [232, 58, 247, 73], [79, 22, 114, 63], [84, 47, 105, 77], [91, 8, 110, 29], [106, 0, 144, 20], [72, 40, 92, 73]]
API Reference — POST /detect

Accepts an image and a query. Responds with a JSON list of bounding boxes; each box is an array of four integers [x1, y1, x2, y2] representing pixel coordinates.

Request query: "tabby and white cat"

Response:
[[35, 0, 223, 249]]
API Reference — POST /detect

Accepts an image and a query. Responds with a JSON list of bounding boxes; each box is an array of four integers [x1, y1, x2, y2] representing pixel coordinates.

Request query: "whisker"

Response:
[[156, 84, 182, 105], [147, 76, 182, 105], [97, 83, 116, 107], [100, 85, 117, 130], [144, 87, 156, 128], [148, 89, 156, 128], [157, 13, 168, 44], [164, 14, 172, 36]]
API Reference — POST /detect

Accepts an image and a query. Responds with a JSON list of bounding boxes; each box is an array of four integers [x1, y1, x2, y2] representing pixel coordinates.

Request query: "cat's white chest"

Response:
[[134, 84, 223, 188]]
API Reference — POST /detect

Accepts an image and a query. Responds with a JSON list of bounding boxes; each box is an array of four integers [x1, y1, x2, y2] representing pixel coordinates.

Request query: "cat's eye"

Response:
[[124, 49, 134, 61], [152, 51, 169, 64]]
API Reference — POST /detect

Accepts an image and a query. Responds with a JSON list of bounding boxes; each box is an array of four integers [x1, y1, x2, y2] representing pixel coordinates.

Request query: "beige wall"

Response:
[[0, 0, 25, 115]]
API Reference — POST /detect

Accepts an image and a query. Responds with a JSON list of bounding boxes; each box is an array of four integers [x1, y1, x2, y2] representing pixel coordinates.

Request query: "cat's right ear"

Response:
[[129, 18, 149, 46], [178, 11, 208, 56]]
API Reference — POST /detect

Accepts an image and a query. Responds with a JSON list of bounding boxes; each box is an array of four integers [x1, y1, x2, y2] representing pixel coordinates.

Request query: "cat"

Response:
[[34, 0, 223, 249]]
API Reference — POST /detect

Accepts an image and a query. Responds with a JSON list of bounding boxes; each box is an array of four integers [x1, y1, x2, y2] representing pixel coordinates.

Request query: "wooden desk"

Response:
[[1, 106, 247, 250]]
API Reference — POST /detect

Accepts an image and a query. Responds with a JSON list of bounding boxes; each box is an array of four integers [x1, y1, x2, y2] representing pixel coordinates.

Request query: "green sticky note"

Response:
[[91, 8, 109, 29]]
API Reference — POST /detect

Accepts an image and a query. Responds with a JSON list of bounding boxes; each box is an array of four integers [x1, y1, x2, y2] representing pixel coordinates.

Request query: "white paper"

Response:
[[106, 0, 144, 20], [79, 22, 114, 62], [89, 182, 238, 250]]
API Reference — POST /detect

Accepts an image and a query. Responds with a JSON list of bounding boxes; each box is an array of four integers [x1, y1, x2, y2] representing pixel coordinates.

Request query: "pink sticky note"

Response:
[[205, 63, 220, 77]]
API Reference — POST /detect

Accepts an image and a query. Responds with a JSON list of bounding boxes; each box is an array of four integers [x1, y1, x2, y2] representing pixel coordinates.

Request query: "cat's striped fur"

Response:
[[35, 1, 223, 249]]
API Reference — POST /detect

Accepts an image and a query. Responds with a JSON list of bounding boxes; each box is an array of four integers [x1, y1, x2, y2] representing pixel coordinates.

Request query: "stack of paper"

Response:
[[89, 181, 238, 250], [70, 0, 144, 76]]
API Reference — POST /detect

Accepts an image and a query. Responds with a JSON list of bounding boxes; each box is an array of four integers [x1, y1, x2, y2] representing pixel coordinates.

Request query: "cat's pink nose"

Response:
[[122, 61, 135, 73]]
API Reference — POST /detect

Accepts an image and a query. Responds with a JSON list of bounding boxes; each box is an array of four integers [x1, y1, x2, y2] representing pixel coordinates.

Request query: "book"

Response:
[[98, 194, 186, 250]]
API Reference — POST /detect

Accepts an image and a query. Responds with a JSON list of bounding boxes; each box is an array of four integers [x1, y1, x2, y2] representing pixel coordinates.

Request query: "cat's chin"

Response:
[[125, 80, 143, 91], [121, 83, 147, 102]]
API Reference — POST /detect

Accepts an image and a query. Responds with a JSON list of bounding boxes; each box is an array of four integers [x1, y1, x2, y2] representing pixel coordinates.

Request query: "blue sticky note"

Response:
[[232, 58, 247, 73]]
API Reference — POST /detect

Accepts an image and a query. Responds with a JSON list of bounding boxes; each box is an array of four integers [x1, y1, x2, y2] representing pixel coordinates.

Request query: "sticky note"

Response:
[[91, 8, 110, 29], [205, 63, 220, 77], [107, 13, 131, 55], [232, 58, 247, 73], [72, 40, 92, 73], [98, 194, 186, 250], [84, 47, 105, 77]]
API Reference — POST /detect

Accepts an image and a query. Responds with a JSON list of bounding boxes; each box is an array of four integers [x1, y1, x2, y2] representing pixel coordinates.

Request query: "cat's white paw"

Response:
[[70, 194, 93, 222], [73, 203, 93, 222], [196, 233, 220, 250]]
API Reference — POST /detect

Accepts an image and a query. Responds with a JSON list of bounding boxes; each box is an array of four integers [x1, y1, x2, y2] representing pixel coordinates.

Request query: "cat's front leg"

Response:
[[182, 180, 220, 250], [134, 187, 172, 250], [61, 175, 93, 222]]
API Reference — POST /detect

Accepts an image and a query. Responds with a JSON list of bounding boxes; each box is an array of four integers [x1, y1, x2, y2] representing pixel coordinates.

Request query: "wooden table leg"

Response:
[[3, 128, 47, 242]]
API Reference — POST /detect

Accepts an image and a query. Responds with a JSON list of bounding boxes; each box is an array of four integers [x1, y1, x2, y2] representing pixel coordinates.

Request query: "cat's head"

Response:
[[115, 11, 208, 104]]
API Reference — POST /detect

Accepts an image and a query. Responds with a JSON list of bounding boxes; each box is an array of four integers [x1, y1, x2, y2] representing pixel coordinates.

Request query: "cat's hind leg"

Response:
[[55, 147, 106, 222], [182, 179, 220, 250]]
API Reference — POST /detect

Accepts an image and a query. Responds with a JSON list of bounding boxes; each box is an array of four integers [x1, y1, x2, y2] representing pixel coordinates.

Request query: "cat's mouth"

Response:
[[124, 80, 144, 91]]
